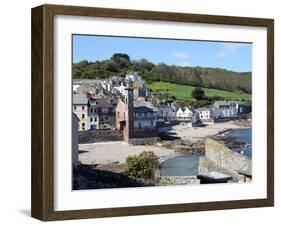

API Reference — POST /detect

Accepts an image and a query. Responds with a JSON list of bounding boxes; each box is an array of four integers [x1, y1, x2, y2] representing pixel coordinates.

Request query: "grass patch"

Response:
[[147, 81, 251, 101]]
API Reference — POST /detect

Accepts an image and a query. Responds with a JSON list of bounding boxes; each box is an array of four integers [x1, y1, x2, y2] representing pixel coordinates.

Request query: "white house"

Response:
[[126, 72, 141, 82], [176, 107, 197, 123], [114, 82, 126, 96]]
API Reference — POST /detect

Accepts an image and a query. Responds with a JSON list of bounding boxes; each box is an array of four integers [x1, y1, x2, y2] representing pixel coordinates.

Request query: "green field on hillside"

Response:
[[147, 81, 251, 101]]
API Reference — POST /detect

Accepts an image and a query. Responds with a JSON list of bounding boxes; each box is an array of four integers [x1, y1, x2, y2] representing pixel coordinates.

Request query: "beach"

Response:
[[79, 121, 249, 165], [168, 121, 243, 142]]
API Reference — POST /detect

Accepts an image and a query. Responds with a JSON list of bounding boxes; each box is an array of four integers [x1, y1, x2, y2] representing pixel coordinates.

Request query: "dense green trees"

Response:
[[191, 87, 205, 100], [73, 53, 252, 93]]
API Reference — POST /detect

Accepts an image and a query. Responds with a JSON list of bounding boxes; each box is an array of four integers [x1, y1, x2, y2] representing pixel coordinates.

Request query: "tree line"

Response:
[[73, 53, 252, 93]]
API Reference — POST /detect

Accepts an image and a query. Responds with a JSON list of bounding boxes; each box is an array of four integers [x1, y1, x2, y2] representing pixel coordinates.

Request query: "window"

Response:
[[144, 112, 147, 117], [82, 122, 85, 126], [94, 117, 97, 122], [90, 117, 93, 122], [117, 112, 120, 118], [94, 109, 97, 113], [90, 108, 93, 113], [105, 116, 108, 120], [74, 106, 77, 110], [82, 106, 85, 110], [151, 120, 153, 126], [82, 114, 85, 119]]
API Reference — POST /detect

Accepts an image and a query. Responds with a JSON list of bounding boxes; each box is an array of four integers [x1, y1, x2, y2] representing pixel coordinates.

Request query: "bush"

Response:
[[126, 151, 159, 180], [191, 87, 205, 100]]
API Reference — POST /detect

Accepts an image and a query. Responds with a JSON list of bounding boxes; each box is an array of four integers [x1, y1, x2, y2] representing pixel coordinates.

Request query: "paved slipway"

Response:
[[79, 141, 175, 165]]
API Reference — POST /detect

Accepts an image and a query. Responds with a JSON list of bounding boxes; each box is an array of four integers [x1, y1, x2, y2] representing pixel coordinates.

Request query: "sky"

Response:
[[72, 35, 252, 72]]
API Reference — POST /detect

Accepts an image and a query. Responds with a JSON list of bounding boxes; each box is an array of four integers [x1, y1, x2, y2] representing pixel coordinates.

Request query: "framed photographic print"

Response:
[[31, 4, 274, 221]]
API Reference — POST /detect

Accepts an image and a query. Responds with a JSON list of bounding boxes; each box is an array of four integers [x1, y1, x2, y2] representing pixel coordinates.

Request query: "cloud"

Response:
[[215, 43, 248, 59], [172, 52, 191, 66], [177, 61, 192, 67], [173, 52, 189, 60]]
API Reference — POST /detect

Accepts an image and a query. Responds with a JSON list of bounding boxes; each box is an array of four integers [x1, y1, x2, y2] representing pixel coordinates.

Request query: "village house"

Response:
[[157, 105, 175, 121], [115, 86, 158, 144], [126, 72, 141, 83], [196, 108, 213, 122], [133, 100, 158, 129], [213, 101, 251, 117], [114, 82, 126, 96], [88, 97, 116, 130], [125, 72, 152, 99], [75, 83, 95, 96], [176, 106, 197, 124], [73, 94, 89, 131]]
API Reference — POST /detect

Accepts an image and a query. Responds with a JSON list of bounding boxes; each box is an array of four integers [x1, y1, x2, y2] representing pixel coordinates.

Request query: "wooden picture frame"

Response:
[[31, 4, 274, 221]]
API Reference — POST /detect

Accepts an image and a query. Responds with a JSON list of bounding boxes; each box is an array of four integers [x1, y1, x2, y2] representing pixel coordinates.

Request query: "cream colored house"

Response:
[[73, 94, 89, 131], [196, 108, 213, 121]]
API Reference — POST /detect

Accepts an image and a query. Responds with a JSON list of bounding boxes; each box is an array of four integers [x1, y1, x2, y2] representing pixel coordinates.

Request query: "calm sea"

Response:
[[160, 128, 252, 176], [226, 128, 252, 158]]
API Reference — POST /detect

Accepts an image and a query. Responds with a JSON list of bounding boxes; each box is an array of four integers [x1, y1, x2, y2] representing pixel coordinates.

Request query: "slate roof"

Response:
[[133, 100, 157, 113], [73, 94, 88, 105], [214, 100, 247, 106], [196, 107, 212, 112], [89, 97, 113, 108]]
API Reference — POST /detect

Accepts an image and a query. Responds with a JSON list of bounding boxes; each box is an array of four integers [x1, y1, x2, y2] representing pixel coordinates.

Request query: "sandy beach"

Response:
[[79, 142, 175, 165], [170, 121, 244, 142], [79, 121, 248, 165]]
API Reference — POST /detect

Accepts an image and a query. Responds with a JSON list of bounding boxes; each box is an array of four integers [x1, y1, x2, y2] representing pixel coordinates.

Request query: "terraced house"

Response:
[[73, 94, 89, 131], [73, 94, 116, 131], [88, 97, 116, 130], [213, 101, 251, 117]]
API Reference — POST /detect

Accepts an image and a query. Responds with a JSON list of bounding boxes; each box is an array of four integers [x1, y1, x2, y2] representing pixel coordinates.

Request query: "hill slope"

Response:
[[73, 53, 252, 93], [147, 81, 251, 101]]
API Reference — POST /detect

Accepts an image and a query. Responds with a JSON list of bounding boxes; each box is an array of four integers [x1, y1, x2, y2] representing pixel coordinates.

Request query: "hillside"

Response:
[[147, 81, 252, 102], [73, 53, 252, 93]]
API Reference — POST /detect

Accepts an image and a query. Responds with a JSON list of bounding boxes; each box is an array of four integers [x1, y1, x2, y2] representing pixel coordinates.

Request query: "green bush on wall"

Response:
[[126, 151, 159, 180]]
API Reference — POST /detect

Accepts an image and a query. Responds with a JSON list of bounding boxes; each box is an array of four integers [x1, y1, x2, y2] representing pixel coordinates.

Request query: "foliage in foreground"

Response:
[[126, 151, 159, 180]]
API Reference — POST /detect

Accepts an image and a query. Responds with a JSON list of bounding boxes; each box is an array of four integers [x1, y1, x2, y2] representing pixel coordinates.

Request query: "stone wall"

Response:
[[78, 130, 123, 144], [128, 137, 160, 145], [130, 129, 158, 139], [204, 138, 251, 175]]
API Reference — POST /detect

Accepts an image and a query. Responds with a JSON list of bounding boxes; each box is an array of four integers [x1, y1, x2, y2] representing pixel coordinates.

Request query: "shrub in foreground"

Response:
[[126, 151, 159, 180]]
